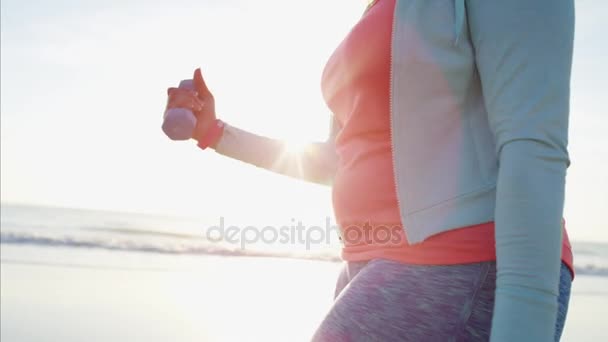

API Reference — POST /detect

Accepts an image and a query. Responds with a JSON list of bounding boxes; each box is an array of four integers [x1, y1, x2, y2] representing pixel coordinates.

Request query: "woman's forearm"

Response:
[[492, 141, 566, 341], [212, 122, 338, 186]]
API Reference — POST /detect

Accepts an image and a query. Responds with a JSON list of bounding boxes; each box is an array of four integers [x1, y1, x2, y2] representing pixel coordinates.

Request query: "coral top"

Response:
[[321, 0, 573, 275]]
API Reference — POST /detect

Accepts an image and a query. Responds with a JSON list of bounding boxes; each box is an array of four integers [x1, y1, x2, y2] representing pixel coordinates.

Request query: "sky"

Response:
[[1, 0, 607, 242]]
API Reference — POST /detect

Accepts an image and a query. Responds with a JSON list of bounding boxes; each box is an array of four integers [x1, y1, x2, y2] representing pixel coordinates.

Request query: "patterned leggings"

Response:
[[312, 260, 572, 341]]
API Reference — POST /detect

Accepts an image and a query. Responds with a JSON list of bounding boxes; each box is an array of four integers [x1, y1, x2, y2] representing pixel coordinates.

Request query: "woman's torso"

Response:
[[321, 0, 573, 274]]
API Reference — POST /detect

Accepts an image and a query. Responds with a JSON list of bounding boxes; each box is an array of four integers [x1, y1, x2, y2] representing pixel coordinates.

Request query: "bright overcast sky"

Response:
[[1, 0, 607, 242]]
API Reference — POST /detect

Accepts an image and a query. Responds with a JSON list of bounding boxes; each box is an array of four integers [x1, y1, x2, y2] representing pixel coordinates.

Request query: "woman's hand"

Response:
[[165, 68, 222, 147]]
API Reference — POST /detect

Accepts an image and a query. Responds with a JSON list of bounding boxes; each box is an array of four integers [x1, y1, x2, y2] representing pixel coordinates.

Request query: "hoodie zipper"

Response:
[[388, 1, 407, 240]]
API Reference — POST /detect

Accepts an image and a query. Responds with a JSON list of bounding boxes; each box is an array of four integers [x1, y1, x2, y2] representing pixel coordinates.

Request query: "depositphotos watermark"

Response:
[[205, 217, 405, 250]]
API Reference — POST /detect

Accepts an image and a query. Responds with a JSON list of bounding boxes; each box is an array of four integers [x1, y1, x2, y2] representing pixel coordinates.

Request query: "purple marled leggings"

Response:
[[312, 260, 571, 341]]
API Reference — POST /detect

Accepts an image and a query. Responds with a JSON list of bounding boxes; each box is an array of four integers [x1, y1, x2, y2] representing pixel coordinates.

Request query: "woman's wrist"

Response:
[[196, 119, 225, 150]]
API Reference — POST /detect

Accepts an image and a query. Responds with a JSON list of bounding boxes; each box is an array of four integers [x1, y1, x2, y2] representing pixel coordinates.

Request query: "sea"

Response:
[[1, 203, 607, 277]]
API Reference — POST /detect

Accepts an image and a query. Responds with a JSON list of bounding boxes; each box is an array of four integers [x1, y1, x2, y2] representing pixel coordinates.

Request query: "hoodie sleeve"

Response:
[[465, 0, 574, 340]]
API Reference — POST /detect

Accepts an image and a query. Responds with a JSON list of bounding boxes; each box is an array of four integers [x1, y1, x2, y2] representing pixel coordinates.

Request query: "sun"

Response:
[[284, 139, 308, 156]]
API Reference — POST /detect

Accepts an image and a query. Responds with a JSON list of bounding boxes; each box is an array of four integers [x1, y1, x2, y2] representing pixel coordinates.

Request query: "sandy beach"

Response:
[[1, 245, 341, 342], [1, 245, 607, 342]]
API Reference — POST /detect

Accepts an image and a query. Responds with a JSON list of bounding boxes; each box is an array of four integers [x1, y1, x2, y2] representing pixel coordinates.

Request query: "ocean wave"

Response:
[[571, 264, 608, 277], [81, 226, 204, 240], [0, 231, 340, 262], [2, 231, 607, 276]]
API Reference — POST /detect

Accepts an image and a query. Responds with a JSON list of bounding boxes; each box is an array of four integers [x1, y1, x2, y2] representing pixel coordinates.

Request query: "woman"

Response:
[[164, 0, 575, 340]]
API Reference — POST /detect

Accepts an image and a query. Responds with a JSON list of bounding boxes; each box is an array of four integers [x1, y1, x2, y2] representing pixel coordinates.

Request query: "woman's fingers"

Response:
[[165, 68, 213, 116], [166, 88, 205, 111], [193, 68, 210, 95], [167, 87, 198, 98]]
